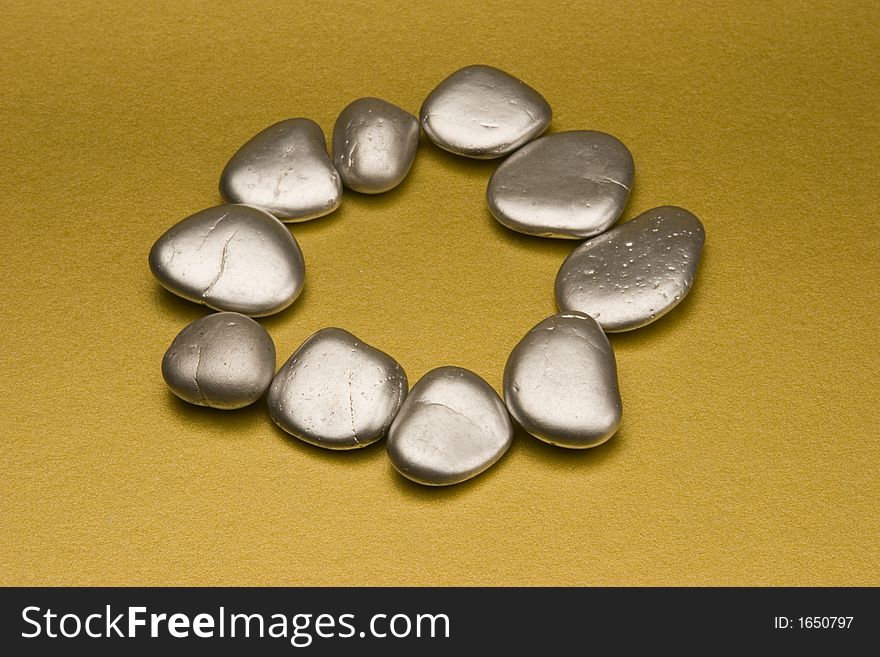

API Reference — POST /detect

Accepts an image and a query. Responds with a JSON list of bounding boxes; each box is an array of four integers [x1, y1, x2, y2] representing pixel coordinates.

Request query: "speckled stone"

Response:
[[555, 206, 705, 331]]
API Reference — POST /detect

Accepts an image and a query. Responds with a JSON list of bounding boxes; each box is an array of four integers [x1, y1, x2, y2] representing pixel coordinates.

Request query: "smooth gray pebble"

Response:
[[387, 366, 512, 486], [504, 312, 622, 448], [488, 130, 634, 239], [162, 312, 276, 410], [420, 64, 551, 159]]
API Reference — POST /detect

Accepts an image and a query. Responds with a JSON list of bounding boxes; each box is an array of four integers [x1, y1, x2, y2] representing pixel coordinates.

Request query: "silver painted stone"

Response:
[[219, 118, 342, 221], [332, 97, 420, 194], [162, 312, 276, 409], [556, 206, 706, 331], [504, 313, 622, 449], [267, 328, 408, 450], [420, 64, 551, 159], [387, 366, 513, 486], [487, 130, 634, 239], [149, 204, 305, 317]]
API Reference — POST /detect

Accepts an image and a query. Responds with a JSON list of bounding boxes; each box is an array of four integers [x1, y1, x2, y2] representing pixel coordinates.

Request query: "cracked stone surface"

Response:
[[556, 206, 705, 331], [219, 118, 342, 221], [162, 312, 276, 409], [487, 130, 634, 238], [332, 97, 420, 194], [149, 204, 305, 317], [504, 312, 621, 448], [420, 65, 551, 159], [267, 328, 408, 450], [387, 366, 513, 486]]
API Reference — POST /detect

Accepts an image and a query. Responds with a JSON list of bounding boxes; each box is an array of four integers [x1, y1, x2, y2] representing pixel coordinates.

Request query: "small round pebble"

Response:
[[219, 118, 342, 221], [162, 312, 276, 409], [267, 328, 408, 450], [555, 205, 706, 331], [487, 130, 634, 238], [386, 366, 513, 486], [420, 64, 551, 159], [149, 204, 305, 317], [504, 312, 622, 448], [332, 97, 420, 194]]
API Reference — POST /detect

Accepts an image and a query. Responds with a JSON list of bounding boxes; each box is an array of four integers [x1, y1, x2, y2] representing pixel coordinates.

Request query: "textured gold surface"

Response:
[[1, 0, 878, 585]]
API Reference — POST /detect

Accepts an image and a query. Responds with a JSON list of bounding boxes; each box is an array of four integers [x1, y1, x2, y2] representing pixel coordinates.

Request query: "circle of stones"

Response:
[[150, 65, 706, 487]]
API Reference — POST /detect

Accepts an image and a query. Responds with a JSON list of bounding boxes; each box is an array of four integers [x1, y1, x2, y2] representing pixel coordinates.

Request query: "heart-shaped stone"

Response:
[[219, 118, 342, 221]]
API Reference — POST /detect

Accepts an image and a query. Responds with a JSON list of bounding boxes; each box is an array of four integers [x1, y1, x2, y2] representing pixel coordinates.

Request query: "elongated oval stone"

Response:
[[555, 206, 706, 331], [148, 204, 305, 317], [487, 130, 634, 239], [332, 97, 420, 194], [504, 313, 621, 448], [420, 65, 551, 159], [387, 366, 513, 486], [219, 118, 341, 221], [162, 312, 276, 409], [267, 328, 408, 450]]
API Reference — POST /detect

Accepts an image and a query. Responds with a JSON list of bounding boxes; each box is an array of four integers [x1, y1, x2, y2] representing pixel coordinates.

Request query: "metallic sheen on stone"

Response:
[[387, 366, 513, 486], [504, 313, 621, 448], [267, 328, 408, 450], [219, 118, 342, 221], [555, 206, 706, 331], [149, 204, 305, 317], [420, 64, 551, 159], [487, 130, 634, 239], [332, 97, 420, 194], [162, 312, 276, 409]]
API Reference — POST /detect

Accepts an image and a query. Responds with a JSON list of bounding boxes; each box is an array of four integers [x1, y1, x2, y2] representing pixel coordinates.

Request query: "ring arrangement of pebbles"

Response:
[[150, 64, 705, 487]]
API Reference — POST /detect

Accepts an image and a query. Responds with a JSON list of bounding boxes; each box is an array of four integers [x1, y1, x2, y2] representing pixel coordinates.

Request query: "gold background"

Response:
[[1, 0, 878, 585]]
